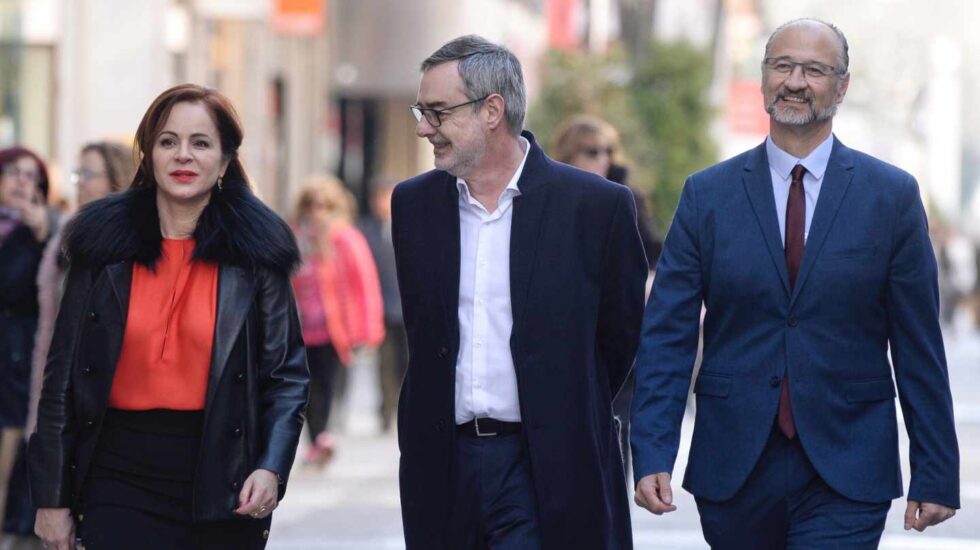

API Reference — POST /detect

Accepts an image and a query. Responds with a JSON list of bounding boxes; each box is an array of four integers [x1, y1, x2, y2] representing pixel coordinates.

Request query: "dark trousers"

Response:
[[80, 505, 271, 550], [448, 433, 542, 550], [378, 321, 408, 431], [695, 425, 890, 549], [306, 343, 340, 443]]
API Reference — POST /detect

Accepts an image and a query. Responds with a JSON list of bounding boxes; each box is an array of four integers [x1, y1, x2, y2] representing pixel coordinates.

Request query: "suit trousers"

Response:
[[694, 424, 890, 550], [448, 432, 542, 550]]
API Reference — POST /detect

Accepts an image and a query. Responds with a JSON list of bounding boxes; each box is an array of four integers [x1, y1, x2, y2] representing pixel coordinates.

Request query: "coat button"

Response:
[[88, 311, 99, 322], [236, 372, 245, 382], [787, 317, 798, 327], [435, 420, 446, 432], [262, 529, 270, 539], [232, 427, 242, 437], [231, 480, 240, 490], [770, 376, 781, 388], [82, 366, 93, 376], [85, 420, 94, 428], [437, 347, 449, 358]]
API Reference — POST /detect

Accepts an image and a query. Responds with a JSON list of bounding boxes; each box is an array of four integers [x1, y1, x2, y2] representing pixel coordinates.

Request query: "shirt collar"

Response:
[[456, 136, 530, 200], [765, 132, 834, 181]]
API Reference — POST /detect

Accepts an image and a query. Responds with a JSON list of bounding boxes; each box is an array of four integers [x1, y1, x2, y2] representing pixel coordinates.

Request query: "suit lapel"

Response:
[[789, 139, 855, 306], [206, 264, 256, 409], [742, 144, 792, 297], [510, 137, 551, 335]]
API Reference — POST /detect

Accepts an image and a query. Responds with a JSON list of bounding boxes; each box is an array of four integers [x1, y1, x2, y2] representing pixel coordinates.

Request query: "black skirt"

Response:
[[78, 408, 271, 550]]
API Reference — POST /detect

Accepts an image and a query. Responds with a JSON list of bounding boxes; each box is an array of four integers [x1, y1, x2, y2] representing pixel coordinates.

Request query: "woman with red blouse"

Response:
[[29, 85, 309, 550]]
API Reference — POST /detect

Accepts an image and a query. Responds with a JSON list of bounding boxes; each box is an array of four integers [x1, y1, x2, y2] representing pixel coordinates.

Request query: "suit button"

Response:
[[263, 529, 270, 539], [231, 480, 240, 490], [232, 427, 242, 437], [82, 366, 93, 376], [437, 347, 449, 358], [770, 376, 781, 388], [85, 420, 94, 428], [787, 317, 798, 327], [236, 372, 245, 382], [88, 311, 99, 322]]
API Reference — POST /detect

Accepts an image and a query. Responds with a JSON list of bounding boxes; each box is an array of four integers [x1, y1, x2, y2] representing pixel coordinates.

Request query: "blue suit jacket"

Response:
[[631, 137, 960, 508], [392, 131, 648, 549]]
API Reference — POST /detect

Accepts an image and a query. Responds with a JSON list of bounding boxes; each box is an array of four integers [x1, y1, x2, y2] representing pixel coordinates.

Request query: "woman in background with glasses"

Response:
[[26, 142, 136, 441], [0, 146, 51, 540]]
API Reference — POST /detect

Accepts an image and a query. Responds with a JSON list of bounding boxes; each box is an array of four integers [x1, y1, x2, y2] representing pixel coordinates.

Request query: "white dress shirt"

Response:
[[454, 137, 530, 424], [766, 133, 834, 245]]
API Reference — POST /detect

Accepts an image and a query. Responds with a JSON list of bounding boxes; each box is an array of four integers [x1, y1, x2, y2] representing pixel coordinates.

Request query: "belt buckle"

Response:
[[474, 417, 497, 437]]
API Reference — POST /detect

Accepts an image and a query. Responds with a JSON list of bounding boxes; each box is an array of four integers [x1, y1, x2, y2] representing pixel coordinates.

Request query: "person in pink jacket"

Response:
[[291, 175, 384, 465]]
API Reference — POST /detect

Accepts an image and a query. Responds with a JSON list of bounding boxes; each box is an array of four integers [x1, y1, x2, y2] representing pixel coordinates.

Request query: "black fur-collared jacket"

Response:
[[28, 181, 310, 522]]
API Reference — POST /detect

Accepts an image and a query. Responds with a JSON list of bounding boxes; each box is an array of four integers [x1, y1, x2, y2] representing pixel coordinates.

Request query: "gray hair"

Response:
[[421, 35, 526, 135], [763, 18, 849, 74]]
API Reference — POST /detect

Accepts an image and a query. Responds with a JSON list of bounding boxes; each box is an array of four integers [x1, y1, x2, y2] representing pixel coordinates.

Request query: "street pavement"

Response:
[[268, 324, 980, 550]]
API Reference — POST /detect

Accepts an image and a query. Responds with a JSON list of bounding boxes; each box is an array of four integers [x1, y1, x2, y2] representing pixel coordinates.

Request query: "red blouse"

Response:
[[109, 239, 218, 410]]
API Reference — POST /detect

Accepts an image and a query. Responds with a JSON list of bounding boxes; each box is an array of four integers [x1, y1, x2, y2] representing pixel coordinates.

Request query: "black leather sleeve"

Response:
[[253, 267, 309, 496], [28, 264, 92, 508]]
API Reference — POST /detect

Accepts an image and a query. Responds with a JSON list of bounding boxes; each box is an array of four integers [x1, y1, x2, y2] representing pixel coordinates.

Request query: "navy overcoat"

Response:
[[392, 131, 648, 549]]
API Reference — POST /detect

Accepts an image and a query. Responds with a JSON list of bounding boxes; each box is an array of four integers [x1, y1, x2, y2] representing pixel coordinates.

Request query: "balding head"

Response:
[[764, 18, 849, 75]]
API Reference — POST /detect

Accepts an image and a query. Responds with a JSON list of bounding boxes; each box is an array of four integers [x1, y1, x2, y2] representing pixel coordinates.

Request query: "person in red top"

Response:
[[291, 175, 384, 465], [29, 84, 308, 550]]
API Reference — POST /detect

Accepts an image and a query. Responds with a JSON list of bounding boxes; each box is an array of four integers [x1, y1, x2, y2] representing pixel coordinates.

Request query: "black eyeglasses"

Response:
[[583, 146, 614, 158], [410, 96, 489, 127]]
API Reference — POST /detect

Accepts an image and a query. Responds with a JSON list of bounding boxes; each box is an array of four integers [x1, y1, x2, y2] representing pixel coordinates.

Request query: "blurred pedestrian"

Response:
[[631, 19, 959, 548], [552, 115, 664, 484], [29, 84, 309, 550], [359, 179, 406, 433], [395, 35, 646, 549], [552, 114, 662, 268], [291, 175, 384, 464], [27, 141, 136, 439], [0, 146, 50, 544]]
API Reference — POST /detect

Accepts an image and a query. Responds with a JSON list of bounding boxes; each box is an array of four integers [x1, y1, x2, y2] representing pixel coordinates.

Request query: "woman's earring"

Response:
[[217, 175, 223, 192]]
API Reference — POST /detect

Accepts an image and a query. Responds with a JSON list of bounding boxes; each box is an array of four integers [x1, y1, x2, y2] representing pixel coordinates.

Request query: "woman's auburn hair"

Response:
[[131, 83, 247, 189]]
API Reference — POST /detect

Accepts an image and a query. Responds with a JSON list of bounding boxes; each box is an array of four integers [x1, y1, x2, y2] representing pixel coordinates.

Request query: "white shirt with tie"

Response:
[[766, 133, 833, 245], [454, 136, 530, 425]]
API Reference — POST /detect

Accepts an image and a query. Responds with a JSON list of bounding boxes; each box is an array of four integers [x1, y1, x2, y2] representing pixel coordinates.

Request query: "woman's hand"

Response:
[[16, 189, 49, 242], [35, 507, 76, 550], [233, 468, 280, 520]]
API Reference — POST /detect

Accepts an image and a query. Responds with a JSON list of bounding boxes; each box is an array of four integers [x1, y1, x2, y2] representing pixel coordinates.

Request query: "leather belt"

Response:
[[456, 418, 522, 438]]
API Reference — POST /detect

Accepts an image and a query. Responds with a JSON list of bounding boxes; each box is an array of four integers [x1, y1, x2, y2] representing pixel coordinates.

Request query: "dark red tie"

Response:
[[778, 164, 806, 439]]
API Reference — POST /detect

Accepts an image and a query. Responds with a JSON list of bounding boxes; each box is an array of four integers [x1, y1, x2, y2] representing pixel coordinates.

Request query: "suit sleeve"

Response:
[[597, 187, 648, 398], [28, 264, 91, 508], [887, 176, 959, 509], [254, 268, 310, 497], [630, 177, 704, 486]]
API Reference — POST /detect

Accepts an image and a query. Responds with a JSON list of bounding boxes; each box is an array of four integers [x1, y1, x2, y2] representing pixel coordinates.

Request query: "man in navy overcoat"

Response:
[[631, 19, 959, 548], [392, 35, 647, 549]]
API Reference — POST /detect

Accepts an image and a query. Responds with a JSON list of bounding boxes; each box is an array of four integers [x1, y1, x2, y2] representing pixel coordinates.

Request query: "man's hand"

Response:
[[35, 507, 76, 550], [904, 500, 955, 532], [634, 472, 677, 515]]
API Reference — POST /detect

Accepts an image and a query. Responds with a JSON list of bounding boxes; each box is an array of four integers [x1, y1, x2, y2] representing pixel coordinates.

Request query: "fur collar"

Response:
[[65, 180, 300, 275]]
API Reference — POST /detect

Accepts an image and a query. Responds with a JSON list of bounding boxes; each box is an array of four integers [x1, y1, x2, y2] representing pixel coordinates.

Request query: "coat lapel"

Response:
[[105, 262, 132, 327], [438, 174, 462, 342], [510, 132, 551, 335], [741, 143, 792, 297], [206, 264, 256, 409], [789, 138, 855, 306]]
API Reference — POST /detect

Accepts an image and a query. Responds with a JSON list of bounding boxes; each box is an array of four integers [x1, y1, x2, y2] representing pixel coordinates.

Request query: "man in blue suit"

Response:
[[631, 18, 959, 548], [392, 35, 647, 549]]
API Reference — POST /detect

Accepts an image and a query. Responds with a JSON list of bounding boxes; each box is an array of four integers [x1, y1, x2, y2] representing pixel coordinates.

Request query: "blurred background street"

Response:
[[267, 320, 980, 550]]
